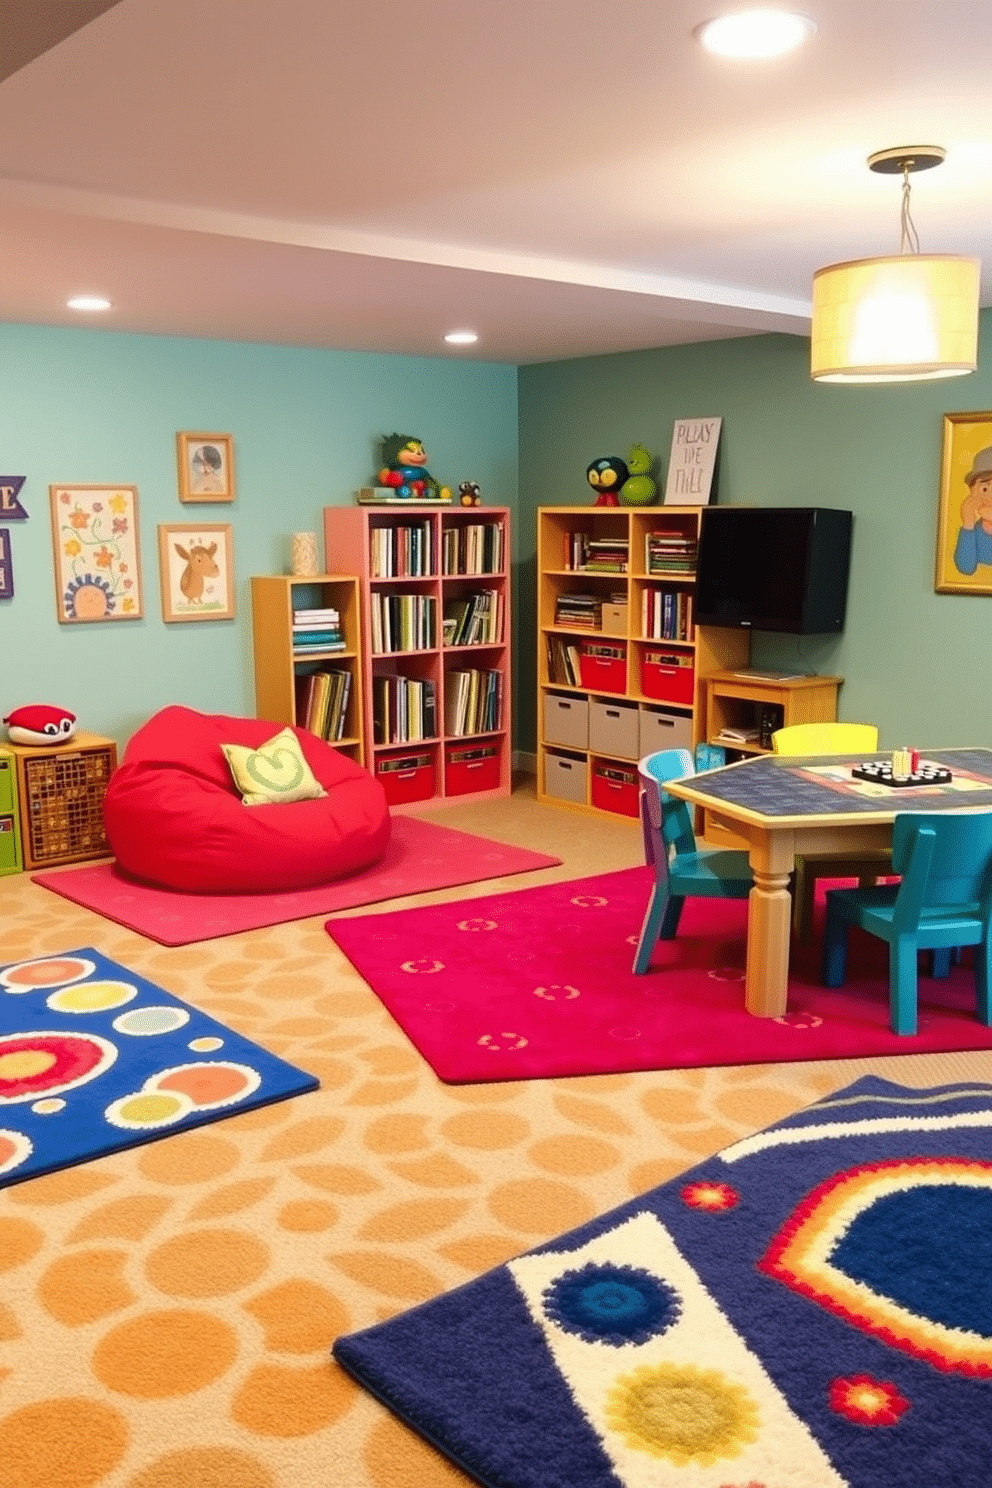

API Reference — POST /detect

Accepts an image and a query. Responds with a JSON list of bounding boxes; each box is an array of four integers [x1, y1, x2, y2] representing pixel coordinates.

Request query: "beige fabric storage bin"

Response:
[[589, 697, 639, 759], [639, 705, 693, 759], [543, 750, 588, 805], [543, 693, 589, 750]]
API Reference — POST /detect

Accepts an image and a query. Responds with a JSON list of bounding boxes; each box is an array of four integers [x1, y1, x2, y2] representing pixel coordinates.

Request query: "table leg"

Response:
[[745, 830, 795, 1017]]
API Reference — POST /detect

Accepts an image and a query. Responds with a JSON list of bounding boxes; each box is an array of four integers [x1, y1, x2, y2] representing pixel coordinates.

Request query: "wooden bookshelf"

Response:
[[250, 574, 365, 762], [537, 505, 750, 820], [323, 504, 512, 810]]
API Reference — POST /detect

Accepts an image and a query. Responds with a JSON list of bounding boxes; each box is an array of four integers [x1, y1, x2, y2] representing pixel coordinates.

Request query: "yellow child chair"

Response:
[[771, 721, 891, 941]]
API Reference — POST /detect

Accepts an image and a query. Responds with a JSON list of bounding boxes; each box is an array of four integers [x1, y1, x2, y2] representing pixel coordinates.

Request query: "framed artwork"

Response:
[[935, 410, 992, 594], [663, 417, 722, 504], [158, 522, 235, 622], [0, 529, 12, 599], [49, 484, 143, 622], [176, 432, 235, 504]]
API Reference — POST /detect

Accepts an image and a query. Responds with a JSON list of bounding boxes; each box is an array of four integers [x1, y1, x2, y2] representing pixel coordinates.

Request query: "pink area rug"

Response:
[[32, 818, 561, 947], [326, 866, 992, 1082]]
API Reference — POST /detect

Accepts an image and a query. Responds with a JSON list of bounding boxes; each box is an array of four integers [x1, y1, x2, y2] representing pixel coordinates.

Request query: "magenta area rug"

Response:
[[32, 818, 561, 947], [326, 866, 992, 1082]]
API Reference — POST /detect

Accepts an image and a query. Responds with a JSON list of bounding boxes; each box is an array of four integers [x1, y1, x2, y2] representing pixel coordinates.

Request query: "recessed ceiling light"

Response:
[[695, 9, 815, 59], [67, 295, 112, 312], [444, 330, 479, 345]]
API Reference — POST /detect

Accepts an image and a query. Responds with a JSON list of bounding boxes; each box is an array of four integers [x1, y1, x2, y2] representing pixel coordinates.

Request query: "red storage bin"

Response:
[[375, 751, 436, 805], [641, 652, 695, 706], [579, 642, 627, 695], [591, 762, 639, 818], [445, 743, 502, 796]]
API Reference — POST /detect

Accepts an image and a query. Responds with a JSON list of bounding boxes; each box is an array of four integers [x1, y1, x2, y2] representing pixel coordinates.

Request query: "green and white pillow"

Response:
[[221, 727, 326, 807]]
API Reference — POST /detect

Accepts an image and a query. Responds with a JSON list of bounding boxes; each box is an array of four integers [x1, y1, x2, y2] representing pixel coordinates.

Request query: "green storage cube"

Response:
[[0, 753, 23, 873]]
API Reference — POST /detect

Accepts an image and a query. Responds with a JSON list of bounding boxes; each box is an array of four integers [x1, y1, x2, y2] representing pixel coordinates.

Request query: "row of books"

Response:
[[442, 522, 504, 576], [554, 592, 603, 628], [370, 593, 437, 654], [295, 667, 351, 741], [547, 634, 583, 686], [369, 521, 435, 578], [373, 673, 438, 745], [645, 530, 697, 575], [443, 589, 503, 646], [292, 605, 345, 654], [641, 587, 695, 641], [445, 668, 503, 736], [565, 533, 629, 573]]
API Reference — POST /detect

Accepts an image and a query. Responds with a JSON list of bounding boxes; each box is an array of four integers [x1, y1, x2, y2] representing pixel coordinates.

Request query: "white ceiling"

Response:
[[1, 0, 989, 365]]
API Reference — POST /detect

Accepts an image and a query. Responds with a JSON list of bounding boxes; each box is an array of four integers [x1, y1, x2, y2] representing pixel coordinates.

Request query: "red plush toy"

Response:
[[3, 705, 77, 746]]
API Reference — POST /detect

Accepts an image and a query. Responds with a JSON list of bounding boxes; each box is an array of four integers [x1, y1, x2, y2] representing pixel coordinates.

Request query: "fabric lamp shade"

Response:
[[810, 253, 980, 382]]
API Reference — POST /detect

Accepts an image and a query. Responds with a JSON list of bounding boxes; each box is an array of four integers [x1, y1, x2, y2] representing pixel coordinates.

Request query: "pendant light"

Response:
[[810, 146, 980, 383]]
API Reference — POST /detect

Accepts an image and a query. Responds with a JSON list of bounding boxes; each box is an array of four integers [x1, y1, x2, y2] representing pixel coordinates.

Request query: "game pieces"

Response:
[[852, 760, 953, 789]]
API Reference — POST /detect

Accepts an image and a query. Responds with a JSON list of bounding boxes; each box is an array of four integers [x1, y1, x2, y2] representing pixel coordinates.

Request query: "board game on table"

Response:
[[693, 747, 992, 816], [851, 760, 953, 788]]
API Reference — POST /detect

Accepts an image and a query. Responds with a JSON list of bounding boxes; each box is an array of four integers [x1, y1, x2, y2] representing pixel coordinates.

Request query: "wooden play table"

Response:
[[662, 747, 992, 1017]]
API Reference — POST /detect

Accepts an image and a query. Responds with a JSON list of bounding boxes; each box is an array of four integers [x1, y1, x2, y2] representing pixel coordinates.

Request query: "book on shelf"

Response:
[[373, 673, 437, 745], [443, 589, 503, 646], [370, 592, 436, 653], [292, 628, 344, 648], [645, 530, 697, 575], [554, 592, 602, 629], [547, 635, 582, 686], [296, 667, 352, 742], [445, 667, 502, 736], [442, 521, 504, 576], [733, 669, 806, 682], [641, 587, 694, 642], [369, 520, 435, 578], [357, 486, 451, 504], [715, 726, 762, 744], [564, 531, 629, 572]]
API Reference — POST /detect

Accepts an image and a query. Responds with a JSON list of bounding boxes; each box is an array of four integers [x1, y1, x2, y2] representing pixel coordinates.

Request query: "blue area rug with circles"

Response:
[[0, 946, 318, 1188], [333, 1076, 992, 1487]]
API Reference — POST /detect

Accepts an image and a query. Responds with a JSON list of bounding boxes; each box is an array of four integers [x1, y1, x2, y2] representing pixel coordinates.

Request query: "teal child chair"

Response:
[[632, 748, 753, 974], [821, 809, 992, 1036]]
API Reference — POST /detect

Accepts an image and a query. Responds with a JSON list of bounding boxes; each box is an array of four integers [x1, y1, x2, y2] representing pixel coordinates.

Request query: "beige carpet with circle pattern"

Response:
[[1, 779, 986, 1488]]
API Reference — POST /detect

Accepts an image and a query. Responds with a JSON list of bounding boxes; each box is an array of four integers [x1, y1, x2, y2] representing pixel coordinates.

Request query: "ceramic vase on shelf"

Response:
[[290, 531, 320, 576]]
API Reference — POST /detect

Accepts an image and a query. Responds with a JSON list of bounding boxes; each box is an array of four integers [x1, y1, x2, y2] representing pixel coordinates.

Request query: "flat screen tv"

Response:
[[693, 506, 853, 634]]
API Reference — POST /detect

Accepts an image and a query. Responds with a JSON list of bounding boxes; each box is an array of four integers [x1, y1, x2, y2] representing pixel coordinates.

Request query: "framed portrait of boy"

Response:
[[176, 432, 235, 504], [935, 410, 992, 594]]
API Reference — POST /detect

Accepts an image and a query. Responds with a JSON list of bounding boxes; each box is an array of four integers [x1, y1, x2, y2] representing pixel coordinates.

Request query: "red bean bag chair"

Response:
[[104, 705, 390, 893]]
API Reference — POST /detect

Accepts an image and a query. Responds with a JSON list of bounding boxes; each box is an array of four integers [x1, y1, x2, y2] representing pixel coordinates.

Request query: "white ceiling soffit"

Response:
[[0, 0, 989, 364]]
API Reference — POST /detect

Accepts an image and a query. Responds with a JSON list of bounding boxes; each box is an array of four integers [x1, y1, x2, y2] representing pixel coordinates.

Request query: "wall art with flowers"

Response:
[[48, 485, 143, 623]]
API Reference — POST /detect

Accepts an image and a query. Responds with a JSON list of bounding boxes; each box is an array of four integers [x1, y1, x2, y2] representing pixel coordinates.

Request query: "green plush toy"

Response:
[[619, 443, 658, 506]]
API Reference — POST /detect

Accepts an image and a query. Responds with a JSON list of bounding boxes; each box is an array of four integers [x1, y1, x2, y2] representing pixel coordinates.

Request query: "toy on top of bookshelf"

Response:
[[618, 443, 658, 506], [458, 480, 482, 507], [357, 434, 453, 504], [3, 704, 77, 746], [586, 455, 628, 507]]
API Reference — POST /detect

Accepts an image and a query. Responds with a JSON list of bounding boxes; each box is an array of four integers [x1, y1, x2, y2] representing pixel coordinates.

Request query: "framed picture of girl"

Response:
[[176, 432, 235, 504], [935, 410, 992, 594]]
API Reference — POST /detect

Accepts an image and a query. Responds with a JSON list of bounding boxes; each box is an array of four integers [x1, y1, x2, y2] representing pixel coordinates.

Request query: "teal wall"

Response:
[[518, 309, 992, 753], [0, 324, 518, 748], [5, 313, 990, 760]]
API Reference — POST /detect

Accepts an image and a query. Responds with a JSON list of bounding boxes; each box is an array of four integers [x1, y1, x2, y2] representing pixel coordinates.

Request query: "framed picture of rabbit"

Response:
[[158, 522, 235, 622]]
